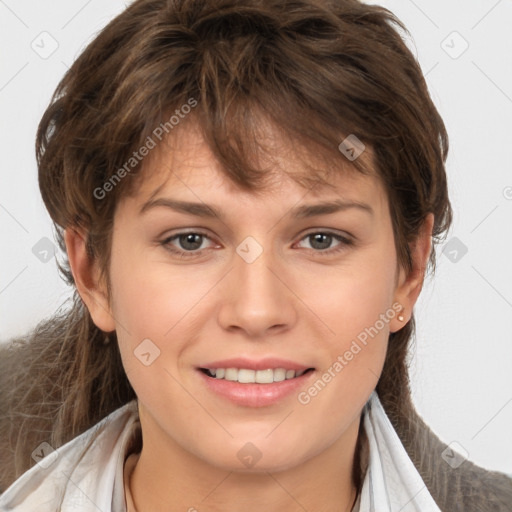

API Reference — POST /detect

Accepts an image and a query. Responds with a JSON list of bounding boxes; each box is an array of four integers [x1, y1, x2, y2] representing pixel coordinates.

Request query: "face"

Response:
[[98, 122, 406, 472]]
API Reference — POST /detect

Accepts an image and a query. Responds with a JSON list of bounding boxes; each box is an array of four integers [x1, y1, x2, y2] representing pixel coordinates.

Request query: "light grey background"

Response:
[[1, 0, 511, 474]]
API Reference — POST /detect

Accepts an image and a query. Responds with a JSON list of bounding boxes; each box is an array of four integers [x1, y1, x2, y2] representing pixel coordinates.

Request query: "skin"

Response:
[[65, 121, 433, 512]]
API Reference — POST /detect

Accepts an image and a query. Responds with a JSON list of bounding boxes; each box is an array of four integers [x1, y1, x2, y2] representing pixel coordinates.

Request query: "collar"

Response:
[[0, 391, 441, 511]]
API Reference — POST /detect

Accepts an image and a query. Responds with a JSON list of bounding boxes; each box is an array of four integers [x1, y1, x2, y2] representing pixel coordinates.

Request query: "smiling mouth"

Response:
[[199, 367, 315, 384]]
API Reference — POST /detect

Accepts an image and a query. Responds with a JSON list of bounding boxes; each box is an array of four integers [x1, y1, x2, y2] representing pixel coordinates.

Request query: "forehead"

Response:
[[122, 119, 386, 212]]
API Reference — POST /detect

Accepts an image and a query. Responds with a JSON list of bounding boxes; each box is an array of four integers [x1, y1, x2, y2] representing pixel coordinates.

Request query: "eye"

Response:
[[295, 231, 353, 256], [159, 229, 354, 259], [160, 231, 216, 258]]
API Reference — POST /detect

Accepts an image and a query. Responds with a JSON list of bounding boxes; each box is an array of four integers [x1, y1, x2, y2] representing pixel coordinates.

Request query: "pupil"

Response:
[[311, 233, 331, 250], [180, 233, 202, 250]]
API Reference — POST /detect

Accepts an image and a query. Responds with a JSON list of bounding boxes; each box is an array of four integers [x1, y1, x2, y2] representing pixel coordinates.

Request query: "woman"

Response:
[[0, 0, 510, 510]]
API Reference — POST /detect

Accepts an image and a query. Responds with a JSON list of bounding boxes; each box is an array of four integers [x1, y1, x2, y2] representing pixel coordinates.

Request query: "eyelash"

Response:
[[159, 230, 354, 259]]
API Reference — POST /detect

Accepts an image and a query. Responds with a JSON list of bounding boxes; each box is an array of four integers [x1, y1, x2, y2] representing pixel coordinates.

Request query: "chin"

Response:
[[203, 444, 308, 474]]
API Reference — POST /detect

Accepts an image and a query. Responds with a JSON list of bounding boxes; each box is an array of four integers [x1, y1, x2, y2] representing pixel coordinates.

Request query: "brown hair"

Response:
[[1, 0, 510, 508]]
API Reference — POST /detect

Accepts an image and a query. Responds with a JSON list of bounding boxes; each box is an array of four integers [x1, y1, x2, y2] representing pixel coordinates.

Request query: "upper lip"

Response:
[[198, 357, 314, 372]]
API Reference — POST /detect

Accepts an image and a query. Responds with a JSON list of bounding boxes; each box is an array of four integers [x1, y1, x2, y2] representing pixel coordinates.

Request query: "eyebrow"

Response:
[[139, 197, 374, 219]]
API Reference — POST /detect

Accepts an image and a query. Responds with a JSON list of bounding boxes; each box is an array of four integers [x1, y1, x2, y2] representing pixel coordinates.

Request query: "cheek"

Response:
[[293, 295, 391, 452], [108, 242, 201, 338], [107, 243, 217, 387], [299, 243, 397, 345], [107, 242, 176, 379], [293, 243, 396, 408]]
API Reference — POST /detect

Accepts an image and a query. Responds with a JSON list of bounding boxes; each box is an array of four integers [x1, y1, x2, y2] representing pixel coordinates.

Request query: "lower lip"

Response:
[[197, 369, 315, 407]]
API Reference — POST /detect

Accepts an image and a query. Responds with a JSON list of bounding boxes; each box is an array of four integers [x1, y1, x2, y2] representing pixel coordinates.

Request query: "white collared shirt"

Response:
[[0, 391, 441, 511]]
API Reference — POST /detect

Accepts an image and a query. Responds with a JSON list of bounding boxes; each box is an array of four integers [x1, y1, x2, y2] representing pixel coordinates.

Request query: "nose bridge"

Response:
[[237, 237, 279, 295], [218, 234, 296, 336]]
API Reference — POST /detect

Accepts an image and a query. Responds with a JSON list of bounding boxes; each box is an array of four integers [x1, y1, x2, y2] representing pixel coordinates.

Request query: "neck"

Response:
[[126, 413, 362, 512]]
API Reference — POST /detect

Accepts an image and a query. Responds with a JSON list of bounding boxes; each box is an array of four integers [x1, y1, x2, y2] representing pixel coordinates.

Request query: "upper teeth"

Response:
[[207, 368, 307, 383]]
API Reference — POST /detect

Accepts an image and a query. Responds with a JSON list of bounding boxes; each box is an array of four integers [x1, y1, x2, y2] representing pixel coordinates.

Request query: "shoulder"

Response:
[[433, 454, 512, 512], [371, 391, 512, 511], [0, 400, 140, 512], [394, 402, 512, 511]]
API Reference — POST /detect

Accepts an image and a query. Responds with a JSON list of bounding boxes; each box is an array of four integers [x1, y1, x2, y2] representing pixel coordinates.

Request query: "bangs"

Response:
[[121, 96, 377, 203]]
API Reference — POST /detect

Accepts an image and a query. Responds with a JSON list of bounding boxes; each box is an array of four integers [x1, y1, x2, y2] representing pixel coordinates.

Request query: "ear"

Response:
[[390, 213, 434, 333], [64, 227, 116, 332]]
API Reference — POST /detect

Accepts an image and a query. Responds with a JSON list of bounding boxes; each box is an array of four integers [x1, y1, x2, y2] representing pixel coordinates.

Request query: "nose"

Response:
[[217, 243, 297, 338]]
